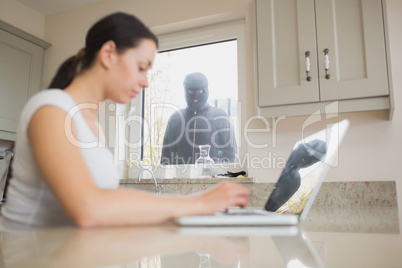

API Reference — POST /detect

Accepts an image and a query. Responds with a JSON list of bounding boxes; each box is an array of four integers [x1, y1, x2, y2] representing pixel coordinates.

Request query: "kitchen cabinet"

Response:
[[0, 21, 50, 140], [256, 0, 394, 118]]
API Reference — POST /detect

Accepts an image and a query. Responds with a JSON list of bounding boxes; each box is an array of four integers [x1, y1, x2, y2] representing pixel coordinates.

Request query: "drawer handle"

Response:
[[324, 48, 330, 79], [305, 51, 312, 82]]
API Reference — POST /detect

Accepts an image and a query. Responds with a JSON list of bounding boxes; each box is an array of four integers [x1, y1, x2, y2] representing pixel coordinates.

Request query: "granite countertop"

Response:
[[0, 207, 401, 267], [1, 181, 400, 267], [120, 176, 255, 184]]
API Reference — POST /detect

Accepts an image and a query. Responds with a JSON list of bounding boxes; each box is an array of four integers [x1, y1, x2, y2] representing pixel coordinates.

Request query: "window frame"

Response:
[[114, 20, 247, 179]]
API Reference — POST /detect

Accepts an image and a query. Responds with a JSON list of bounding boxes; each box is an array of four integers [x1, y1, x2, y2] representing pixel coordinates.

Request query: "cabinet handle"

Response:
[[324, 48, 330, 79], [305, 51, 312, 82]]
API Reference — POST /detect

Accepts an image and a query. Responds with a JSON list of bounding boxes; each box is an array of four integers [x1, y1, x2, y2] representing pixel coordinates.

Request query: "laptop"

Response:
[[174, 119, 349, 226]]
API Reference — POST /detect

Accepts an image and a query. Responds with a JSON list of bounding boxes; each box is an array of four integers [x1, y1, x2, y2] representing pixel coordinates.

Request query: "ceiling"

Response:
[[15, 0, 106, 15]]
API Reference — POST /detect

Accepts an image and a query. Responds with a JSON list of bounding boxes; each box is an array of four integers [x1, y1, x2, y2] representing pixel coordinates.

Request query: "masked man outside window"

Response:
[[161, 72, 237, 165]]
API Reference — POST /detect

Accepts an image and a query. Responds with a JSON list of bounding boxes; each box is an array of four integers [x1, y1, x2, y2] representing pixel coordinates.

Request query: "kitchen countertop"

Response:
[[120, 176, 256, 184], [0, 207, 401, 268]]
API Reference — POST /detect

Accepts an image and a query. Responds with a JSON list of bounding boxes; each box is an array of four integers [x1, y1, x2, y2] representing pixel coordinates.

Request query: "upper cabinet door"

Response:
[[316, 0, 389, 101], [0, 29, 44, 137], [256, 0, 319, 107]]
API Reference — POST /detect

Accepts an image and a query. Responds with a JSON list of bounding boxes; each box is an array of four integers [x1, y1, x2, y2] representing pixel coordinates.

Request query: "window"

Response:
[[142, 39, 239, 165], [121, 20, 246, 177]]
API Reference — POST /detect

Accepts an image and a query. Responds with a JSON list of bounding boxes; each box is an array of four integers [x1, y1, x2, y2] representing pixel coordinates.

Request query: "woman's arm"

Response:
[[28, 106, 249, 228]]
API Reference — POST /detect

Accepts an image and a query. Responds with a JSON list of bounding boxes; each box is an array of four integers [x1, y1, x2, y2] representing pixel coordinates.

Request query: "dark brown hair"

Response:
[[48, 12, 158, 89]]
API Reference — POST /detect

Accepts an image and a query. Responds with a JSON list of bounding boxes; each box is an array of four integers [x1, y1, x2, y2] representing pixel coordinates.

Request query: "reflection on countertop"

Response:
[[0, 224, 321, 268], [1, 207, 401, 268]]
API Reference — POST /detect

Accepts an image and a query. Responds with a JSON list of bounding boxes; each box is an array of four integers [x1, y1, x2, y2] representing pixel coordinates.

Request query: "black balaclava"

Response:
[[183, 72, 209, 112]]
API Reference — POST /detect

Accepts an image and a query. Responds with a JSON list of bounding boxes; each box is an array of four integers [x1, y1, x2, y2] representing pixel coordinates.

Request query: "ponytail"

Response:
[[48, 56, 79, 89]]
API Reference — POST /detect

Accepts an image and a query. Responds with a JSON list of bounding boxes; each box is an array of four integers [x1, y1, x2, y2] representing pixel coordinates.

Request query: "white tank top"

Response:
[[0, 90, 119, 229]]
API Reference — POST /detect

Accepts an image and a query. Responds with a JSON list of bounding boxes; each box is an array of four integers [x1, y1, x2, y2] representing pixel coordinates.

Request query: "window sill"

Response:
[[119, 177, 255, 184]]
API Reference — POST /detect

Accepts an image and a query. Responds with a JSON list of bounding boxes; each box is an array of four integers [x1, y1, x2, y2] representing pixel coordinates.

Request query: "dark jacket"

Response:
[[161, 105, 237, 165]]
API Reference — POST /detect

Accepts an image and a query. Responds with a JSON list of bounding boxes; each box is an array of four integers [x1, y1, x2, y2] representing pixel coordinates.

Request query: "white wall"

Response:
[[0, 0, 45, 39], [43, 0, 252, 91]]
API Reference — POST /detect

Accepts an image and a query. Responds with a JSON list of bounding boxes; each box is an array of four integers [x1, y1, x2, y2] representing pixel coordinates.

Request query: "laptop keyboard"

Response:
[[217, 209, 273, 216]]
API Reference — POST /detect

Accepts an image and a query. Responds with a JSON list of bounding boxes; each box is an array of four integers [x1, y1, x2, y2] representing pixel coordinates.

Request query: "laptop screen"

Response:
[[264, 120, 349, 219]]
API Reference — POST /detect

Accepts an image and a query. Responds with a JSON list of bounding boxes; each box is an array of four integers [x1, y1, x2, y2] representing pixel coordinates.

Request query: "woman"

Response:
[[0, 12, 249, 229]]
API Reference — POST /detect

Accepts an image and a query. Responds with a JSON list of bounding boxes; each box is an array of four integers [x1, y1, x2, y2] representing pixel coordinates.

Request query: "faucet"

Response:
[[137, 168, 163, 195], [1, 149, 14, 203], [0, 149, 13, 160]]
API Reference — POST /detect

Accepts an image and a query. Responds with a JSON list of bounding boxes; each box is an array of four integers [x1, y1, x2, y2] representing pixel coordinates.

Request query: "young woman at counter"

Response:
[[0, 12, 249, 229]]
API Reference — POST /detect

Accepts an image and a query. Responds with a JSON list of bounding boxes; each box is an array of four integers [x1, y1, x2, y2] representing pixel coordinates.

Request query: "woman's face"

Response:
[[106, 38, 157, 103]]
